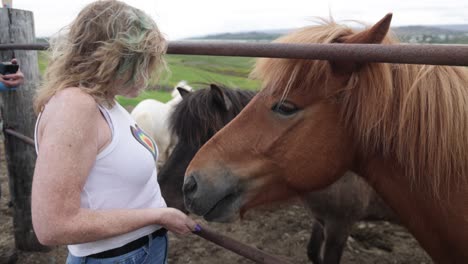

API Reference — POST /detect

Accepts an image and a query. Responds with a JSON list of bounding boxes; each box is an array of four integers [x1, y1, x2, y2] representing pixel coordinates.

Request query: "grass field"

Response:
[[37, 52, 260, 107]]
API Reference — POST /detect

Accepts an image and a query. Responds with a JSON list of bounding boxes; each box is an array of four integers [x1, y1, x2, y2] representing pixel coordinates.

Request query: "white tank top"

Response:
[[34, 101, 167, 257]]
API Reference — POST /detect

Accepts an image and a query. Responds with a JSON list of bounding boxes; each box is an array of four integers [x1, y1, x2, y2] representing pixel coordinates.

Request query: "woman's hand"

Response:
[[157, 208, 198, 235]]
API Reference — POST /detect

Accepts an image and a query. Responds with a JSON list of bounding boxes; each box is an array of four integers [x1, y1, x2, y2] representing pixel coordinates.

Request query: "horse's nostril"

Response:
[[183, 175, 198, 196]]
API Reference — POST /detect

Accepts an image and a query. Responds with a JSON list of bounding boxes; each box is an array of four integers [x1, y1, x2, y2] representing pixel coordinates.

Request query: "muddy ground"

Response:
[[0, 138, 432, 264]]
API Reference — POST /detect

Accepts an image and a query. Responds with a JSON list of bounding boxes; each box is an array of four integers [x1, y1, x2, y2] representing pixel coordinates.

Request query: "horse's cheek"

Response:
[[285, 113, 352, 190]]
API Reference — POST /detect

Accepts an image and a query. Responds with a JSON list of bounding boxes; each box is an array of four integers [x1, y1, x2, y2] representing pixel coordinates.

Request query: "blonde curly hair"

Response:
[[34, 0, 167, 113]]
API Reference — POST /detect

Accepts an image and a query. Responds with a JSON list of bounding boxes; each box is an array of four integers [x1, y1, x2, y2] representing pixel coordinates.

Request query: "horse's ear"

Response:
[[340, 13, 392, 44], [177, 87, 191, 99], [332, 13, 393, 73], [210, 84, 232, 112]]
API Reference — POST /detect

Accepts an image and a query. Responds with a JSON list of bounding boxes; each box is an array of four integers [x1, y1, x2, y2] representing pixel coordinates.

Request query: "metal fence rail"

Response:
[[1, 41, 468, 66], [195, 224, 292, 264], [3, 128, 35, 146]]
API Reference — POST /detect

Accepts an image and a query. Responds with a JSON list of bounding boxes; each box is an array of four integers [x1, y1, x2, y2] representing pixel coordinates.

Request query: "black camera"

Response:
[[0, 62, 19, 75]]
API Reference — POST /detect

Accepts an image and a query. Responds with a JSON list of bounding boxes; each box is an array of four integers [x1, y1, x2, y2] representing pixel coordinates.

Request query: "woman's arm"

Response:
[[32, 88, 195, 246]]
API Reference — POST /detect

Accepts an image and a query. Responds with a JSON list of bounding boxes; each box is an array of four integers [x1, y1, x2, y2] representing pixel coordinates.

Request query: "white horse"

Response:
[[131, 81, 193, 169]]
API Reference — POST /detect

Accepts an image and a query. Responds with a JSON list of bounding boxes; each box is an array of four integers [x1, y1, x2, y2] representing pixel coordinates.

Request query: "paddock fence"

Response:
[[2, 41, 468, 66]]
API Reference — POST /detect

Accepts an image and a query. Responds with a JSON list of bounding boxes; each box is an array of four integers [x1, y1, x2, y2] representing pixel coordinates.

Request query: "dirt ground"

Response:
[[0, 138, 432, 264]]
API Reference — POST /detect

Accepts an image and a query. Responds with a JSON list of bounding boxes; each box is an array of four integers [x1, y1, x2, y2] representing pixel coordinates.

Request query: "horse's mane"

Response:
[[251, 20, 468, 198], [169, 84, 256, 147]]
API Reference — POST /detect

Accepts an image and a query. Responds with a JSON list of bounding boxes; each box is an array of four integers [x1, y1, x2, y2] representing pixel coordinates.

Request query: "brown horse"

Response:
[[183, 14, 468, 263], [158, 84, 395, 263]]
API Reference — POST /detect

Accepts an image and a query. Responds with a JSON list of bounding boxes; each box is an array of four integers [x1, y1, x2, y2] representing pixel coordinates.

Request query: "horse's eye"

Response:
[[271, 101, 300, 116]]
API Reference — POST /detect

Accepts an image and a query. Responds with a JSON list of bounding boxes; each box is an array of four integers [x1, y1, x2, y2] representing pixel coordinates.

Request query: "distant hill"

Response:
[[190, 31, 280, 42], [190, 24, 468, 44], [430, 24, 468, 32], [393, 25, 468, 43], [35, 37, 49, 43], [393, 26, 459, 36]]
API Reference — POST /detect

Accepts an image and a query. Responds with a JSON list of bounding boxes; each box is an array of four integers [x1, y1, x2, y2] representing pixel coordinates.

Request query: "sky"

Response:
[[10, 0, 468, 40]]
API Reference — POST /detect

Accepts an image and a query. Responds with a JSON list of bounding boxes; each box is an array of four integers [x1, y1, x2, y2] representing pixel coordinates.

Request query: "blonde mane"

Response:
[[251, 20, 468, 198]]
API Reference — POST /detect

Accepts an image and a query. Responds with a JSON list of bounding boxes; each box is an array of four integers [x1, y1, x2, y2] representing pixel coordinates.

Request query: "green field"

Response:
[[38, 52, 260, 107]]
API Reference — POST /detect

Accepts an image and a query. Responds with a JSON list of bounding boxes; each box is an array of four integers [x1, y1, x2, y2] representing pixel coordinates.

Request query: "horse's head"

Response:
[[183, 14, 395, 222], [158, 84, 255, 211]]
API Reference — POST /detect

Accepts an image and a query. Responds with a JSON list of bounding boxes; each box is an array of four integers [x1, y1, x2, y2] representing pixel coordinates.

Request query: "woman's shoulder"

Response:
[[47, 87, 99, 113], [53, 87, 96, 105], [41, 87, 101, 126], [37, 87, 102, 145]]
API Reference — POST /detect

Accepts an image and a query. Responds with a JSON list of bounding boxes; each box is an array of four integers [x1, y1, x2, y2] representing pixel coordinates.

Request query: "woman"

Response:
[[31, 1, 197, 263]]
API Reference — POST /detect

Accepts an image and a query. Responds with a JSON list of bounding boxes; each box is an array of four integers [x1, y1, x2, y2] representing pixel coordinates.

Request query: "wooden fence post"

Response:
[[0, 8, 48, 251]]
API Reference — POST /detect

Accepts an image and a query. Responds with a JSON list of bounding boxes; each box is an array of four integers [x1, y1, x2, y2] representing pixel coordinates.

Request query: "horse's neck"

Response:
[[358, 156, 468, 263]]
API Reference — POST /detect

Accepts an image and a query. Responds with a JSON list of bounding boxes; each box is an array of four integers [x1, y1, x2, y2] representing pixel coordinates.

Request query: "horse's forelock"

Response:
[[251, 22, 353, 98]]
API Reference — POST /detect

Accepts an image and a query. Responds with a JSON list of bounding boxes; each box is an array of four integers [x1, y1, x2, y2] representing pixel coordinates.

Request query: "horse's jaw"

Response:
[[201, 191, 244, 223], [183, 168, 247, 223]]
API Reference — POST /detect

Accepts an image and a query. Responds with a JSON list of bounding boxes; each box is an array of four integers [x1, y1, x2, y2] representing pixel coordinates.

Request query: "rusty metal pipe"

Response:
[[3, 128, 35, 146], [1, 42, 468, 66], [167, 41, 468, 66], [193, 224, 292, 264]]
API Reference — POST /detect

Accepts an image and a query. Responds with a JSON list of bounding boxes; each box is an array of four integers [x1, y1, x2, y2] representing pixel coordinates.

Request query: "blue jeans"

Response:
[[66, 234, 168, 264]]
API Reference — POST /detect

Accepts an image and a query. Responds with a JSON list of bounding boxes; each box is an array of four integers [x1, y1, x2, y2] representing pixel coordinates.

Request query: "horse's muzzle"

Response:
[[183, 169, 244, 222]]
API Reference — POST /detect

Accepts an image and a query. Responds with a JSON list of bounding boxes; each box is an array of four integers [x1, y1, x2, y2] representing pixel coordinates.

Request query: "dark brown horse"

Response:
[[158, 84, 394, 263], [158, 84, 255, 211], [183, 14, 468, 263]]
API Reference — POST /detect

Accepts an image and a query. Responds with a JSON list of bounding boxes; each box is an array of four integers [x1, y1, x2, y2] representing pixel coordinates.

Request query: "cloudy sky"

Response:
[[11, 0, 468, 39]]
